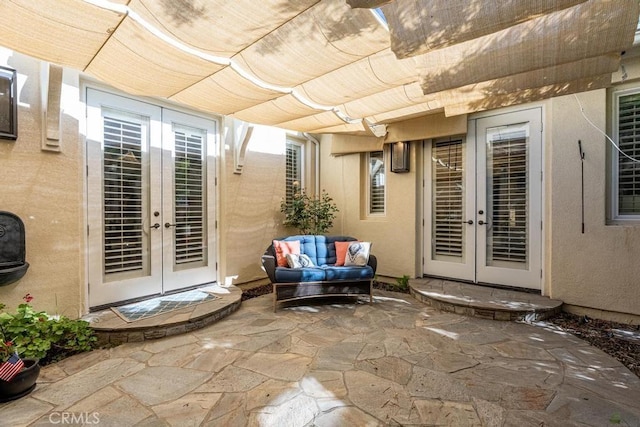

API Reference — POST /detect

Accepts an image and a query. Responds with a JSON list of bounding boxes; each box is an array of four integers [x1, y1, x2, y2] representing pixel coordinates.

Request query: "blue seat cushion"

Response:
[[274, 267, 327, 283], [324, 266, 374, 281]]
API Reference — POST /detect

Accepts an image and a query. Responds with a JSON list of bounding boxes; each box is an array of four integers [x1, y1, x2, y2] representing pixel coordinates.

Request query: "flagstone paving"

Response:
[[2, 290, 640, 426]]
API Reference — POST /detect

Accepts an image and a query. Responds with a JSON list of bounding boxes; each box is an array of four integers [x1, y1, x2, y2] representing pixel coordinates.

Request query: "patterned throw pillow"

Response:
[[273, 240, 300, 267], [286, 253, 316, 268], [344, 242, 372, 266]]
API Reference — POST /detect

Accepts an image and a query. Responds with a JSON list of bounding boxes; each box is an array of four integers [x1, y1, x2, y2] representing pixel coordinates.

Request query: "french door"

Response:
[[86, 89, 217, 307], [424, 108, 542, 289]]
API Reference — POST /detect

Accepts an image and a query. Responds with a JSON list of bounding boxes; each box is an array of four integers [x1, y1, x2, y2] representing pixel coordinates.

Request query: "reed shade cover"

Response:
[[0, 0, 637, 135], [380, 0, 587, 59]]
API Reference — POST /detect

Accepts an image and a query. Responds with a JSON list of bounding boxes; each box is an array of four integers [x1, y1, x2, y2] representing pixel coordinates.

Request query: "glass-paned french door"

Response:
[[87, 89, 217, 307], [424, 108, 542, 289]]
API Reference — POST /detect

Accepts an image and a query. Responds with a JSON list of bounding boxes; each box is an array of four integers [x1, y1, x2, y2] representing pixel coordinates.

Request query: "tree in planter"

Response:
[[280, 188, 339, 235]]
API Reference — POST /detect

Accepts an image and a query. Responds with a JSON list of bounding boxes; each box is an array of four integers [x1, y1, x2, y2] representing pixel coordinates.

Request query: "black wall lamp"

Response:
[[390, 141, 410, 173]]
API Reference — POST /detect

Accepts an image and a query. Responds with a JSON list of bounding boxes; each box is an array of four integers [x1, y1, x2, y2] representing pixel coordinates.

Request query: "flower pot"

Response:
[[0, 358, 40, 402]]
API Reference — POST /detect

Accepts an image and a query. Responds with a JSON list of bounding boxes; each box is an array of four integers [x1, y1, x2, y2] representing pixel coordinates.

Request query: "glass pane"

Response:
[[174, 127, 207, 269], [285, 143, 302, 205], [369, 151, 385, 214], [102, 116, 149, 278], [431, 139, 464, 262], [618, 94, 640, 215], [0, 68, 16, 138], [486, 124, 529, 269], [0, 75, 12, 134]]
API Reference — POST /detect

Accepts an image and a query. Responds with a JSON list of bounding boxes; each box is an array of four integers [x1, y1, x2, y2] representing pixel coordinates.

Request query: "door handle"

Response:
[[462, 220, 474, 225], [151, 223, 160, 229], [478, 220, 486, 225], [165, 222, 176, 228]]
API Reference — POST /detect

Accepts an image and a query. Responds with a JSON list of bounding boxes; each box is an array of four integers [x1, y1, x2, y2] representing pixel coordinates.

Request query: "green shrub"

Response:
[[0, 294, 97, 364], [280, 189, 339, 235], [395, 275, 410, 291]]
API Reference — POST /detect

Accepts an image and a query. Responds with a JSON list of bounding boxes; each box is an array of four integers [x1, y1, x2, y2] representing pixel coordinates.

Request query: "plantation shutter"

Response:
[[432, 139, 464, 259], [173, 126, 207, 267], [102, 115, 149, 277], [617, 93, 640, 215], [369, 151, 385, 214], [286, 142, 303, 204], [486, 126, 528, 266]]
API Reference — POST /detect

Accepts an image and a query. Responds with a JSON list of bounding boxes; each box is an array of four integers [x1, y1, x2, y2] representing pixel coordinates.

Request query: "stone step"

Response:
[[409, 278, 563, 321], [82, 285, 242, 346]]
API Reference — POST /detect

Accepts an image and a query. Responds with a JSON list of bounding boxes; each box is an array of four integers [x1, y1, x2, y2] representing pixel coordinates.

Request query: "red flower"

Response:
[[23, 294, 33, 303]]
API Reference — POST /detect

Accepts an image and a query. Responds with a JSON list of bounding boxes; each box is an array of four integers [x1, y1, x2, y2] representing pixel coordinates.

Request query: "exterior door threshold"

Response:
[[410, 277, 562, 321], [82, 284, 241, 345]]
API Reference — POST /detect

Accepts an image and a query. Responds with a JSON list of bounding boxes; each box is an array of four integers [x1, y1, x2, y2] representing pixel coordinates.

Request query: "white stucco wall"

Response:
[[219, 120, 289, 286], [0, 49, 84, 317], [547, 89, 640, 321], [319, 135, 421, 279]]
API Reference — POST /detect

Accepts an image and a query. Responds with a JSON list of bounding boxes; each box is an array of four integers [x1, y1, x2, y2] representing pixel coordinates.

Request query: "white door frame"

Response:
[[85, 86, 219, 307], [423, 136, 476, 281], [423, 106, 544, 290], [475, 108, 543, 288], [87, 89, 164, 306], [161, 109, 218, 293]]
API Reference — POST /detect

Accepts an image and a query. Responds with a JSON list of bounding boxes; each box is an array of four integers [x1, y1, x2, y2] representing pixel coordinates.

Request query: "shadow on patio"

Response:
[[2, 290, 640, 426]]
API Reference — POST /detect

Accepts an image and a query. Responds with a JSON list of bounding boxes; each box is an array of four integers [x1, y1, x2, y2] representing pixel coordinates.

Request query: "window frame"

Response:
[[611, 87, 640, 221], [285, 137, 305, 205], [367, 150, 386, 216], [0, 66, 18, 140]]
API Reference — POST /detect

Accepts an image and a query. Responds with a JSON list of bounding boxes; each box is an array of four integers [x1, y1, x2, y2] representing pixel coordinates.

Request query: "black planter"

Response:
[[0, 358, 40, 402]]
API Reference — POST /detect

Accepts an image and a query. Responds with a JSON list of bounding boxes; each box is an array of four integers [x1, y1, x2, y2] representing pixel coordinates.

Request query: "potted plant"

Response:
[[0, 294, 97, 402], [0, 296, 40, 402], [0, 340, 40, 402], [280, 188, 339, 235]]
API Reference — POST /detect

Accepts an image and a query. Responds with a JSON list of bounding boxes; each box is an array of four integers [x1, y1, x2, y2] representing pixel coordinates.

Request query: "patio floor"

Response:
[[2, 290, 640, 426]]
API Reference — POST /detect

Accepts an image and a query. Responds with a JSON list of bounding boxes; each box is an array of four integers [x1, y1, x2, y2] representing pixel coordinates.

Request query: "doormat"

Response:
[[111, 288, 218, 323]]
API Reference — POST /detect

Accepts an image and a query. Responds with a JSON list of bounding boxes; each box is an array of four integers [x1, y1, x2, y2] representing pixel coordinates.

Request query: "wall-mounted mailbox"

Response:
[[0, 211, 29, 286]]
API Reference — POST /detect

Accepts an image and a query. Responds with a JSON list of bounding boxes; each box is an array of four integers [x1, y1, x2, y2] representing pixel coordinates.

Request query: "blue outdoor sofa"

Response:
[[261, 235, 377, 311]]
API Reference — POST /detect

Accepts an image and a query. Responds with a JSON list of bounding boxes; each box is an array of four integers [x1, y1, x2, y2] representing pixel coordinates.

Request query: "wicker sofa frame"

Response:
[[261, 236, 377, 311]]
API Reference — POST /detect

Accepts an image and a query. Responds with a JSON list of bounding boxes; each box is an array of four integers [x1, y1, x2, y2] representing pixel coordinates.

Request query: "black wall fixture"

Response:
[[0, 66, 18, 140], [0, 211, 29, 286], [391, 141, 410, 173]]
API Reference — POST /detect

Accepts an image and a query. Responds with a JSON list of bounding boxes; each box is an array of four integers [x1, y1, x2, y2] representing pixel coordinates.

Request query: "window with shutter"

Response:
[[614, 91, 640, 218], [102, 115, 149, 278], [173, 126, 206, 267], [286, 140, 303, 204], [369, 151, 385, 215], [432, 139, 464, 259], [485, 127, 529, 266]]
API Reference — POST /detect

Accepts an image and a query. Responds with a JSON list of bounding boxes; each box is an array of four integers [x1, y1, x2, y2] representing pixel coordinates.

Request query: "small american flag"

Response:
[[0, 352, 25, 382]]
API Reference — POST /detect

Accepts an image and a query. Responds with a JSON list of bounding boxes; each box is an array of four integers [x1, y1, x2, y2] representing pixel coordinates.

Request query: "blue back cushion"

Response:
[[278, 235, 357, 266]]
